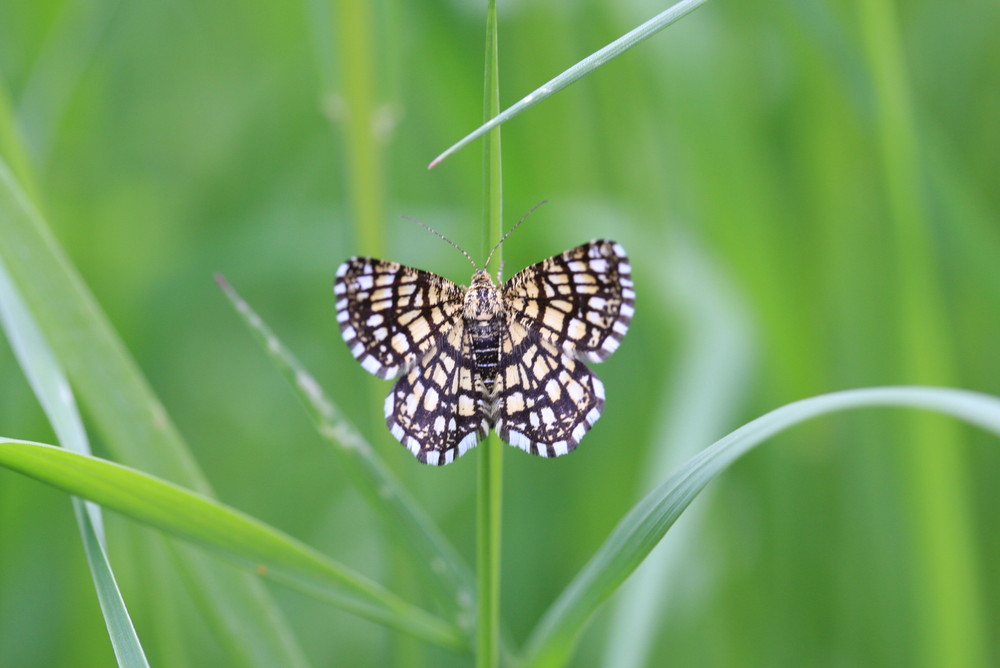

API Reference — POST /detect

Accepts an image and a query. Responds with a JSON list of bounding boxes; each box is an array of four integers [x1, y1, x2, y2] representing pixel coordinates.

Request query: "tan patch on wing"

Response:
[[494, 318, 604, 458], [334, 258, 465, 379], [502, 240, 634, 363]]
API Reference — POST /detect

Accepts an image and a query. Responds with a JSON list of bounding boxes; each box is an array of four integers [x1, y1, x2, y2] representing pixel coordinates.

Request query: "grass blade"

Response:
[[0, 155, 308, 666], [0, 260, 149, 667], [0, 438, 468, 652], [601, 232, 755, 668], [215, 275, 475, 625], [521, 386, 1000, 667], [428, 0, 709, 169], [74, 501, 149, 668]]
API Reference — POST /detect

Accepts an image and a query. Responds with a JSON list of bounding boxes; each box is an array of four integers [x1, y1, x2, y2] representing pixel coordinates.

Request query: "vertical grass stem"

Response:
[[477, 1, 503, 666], [857, 1, 986, 665]]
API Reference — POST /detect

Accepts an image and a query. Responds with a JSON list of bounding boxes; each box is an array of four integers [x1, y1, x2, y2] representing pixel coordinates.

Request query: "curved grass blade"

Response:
[[0, 156, 306, 665], [0, 439, 468, 652], [215, 276, 475, 626], [0, 260, 149, 667], [602, 232, 755, 668], [521, 386, 1000, 667], [428, 0, 710, 169]]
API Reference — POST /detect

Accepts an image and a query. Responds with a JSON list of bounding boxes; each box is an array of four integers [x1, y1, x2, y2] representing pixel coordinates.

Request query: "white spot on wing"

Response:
[[593, 377, 606, 401], [507, 430, 532, 453], [586, 407, 602, 426], [458, 432, 478, 456], [362, 355, 382, 375]]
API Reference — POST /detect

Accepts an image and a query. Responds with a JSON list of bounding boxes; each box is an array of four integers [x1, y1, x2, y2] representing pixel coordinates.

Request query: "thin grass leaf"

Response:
[[215, 275, 475, 625], [521, 386, 1000, 667], [0, 438, 468, 652], [0, 156, 307, 666], [602, 232, 755, 668], [428, 0, 710, 169], [74, 502, 149, 668], [0, 260, 148, 667]]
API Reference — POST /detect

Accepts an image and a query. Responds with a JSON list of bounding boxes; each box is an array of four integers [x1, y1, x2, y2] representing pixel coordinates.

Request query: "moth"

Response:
[[334, 237, 633, 465]]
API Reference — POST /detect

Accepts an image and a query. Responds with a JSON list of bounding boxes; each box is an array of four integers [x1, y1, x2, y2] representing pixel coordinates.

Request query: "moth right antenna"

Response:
[[483, 199, 548, 269], [402, 215, 478, 270]]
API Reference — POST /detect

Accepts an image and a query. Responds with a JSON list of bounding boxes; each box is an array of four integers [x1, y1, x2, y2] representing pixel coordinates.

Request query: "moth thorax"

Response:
[[465, 270, 502, 321]]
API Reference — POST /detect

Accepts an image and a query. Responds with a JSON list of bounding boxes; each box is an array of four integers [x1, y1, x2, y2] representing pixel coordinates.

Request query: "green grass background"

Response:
[[2, 0, 999, 665]]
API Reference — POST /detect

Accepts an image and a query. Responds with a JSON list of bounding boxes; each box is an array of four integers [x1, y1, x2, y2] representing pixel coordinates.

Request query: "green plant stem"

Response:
[[331, 0, 383, 257], [477, 1, 503, 666]]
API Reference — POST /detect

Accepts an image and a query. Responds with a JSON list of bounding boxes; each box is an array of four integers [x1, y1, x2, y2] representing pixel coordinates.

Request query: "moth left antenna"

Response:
[[483, 200, 548, 270], [402, 215, 478, 270]]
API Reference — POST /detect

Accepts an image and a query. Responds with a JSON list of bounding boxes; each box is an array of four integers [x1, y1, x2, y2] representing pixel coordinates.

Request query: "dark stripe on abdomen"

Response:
[[468, 318, 502, 393]]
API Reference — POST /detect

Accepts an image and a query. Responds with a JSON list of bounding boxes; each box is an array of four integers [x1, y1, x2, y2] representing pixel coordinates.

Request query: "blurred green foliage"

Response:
[[1, 0, 999, 665]]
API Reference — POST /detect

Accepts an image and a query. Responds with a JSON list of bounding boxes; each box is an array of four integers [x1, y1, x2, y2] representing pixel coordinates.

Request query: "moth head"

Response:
[[465, 270, 501, 320]]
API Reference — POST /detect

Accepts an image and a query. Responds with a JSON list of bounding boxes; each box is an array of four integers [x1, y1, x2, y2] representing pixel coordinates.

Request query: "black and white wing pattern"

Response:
[[385, 325, 488, 465], [334, 257, 485, 464], [502, 240, 634, 363], [494, 318, 605, 457], [334, 239, 634, 466], [334, 258, 465, 379], [493, 240, 633, 457]]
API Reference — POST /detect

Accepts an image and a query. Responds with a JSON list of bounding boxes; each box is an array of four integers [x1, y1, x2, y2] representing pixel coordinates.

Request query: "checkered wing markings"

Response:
[[385, 325, 487, 466], [503, 240, 635, 363], [334, 258, 465, 379], [495, 318, 605, 458]]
